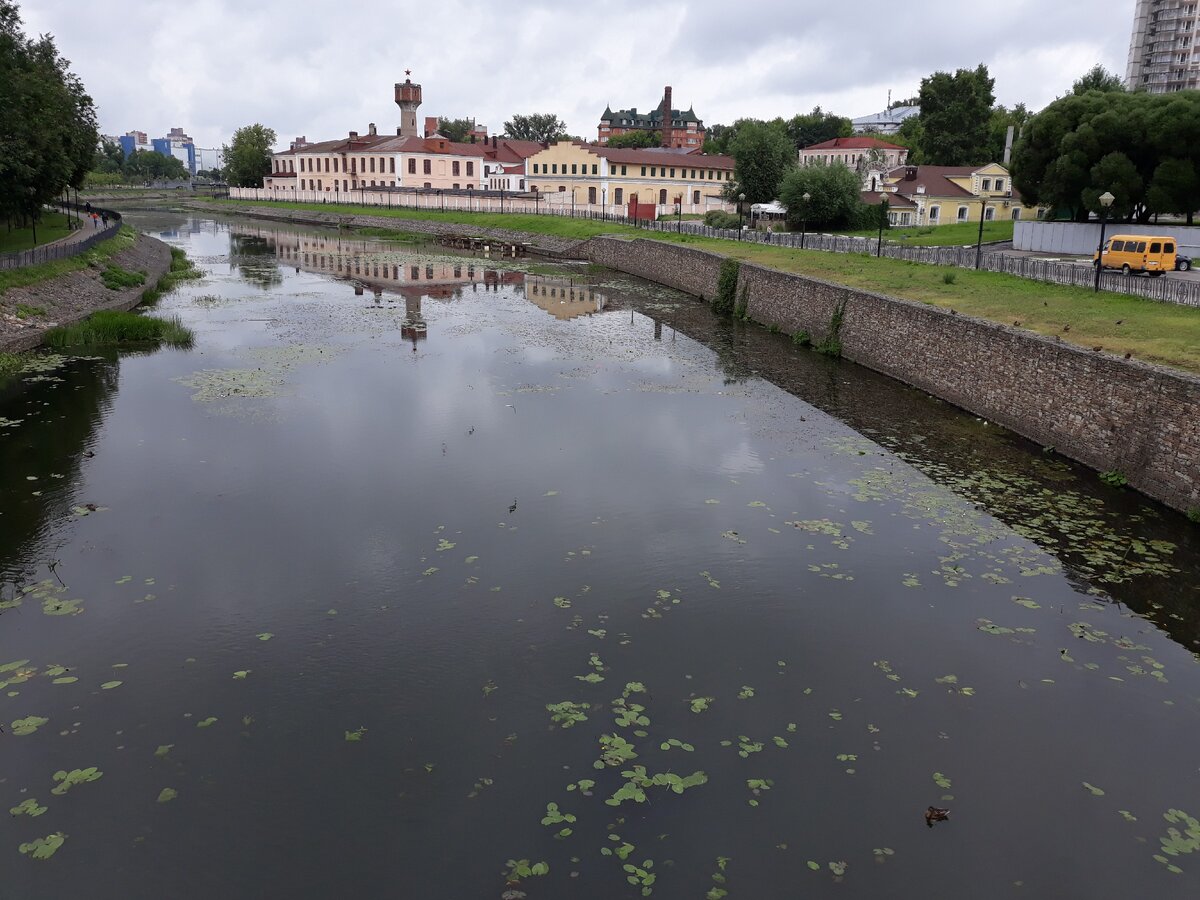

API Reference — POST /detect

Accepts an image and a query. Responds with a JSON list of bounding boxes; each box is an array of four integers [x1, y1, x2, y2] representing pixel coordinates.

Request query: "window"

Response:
[[614, 188, 623, 204], [641, 167, 646, 176], [550, 163, 557, 174], [659, 189, 667, 204], [324, 159, 329, 172], [995, 178, 1005, 191], [452, 161, 460, 176], [1151, 242, 1162, 253], [651, 167, 656, 176], [424, 182, 431, 188], [670, 168, 675, 178], [411, 266, 419, 280], [1111, 240, 1125, 251], [693, 190, 700, 204], [621, 166, 627, 175], [361, 158, 367, 172], [588, 186, 596, 203], [453, 183, 459, 189], [370, 158, 376, 173], [957, 206, 968, 222], [318, 179, 322, 189], [1011, 208, 1021, 221], [984, 206, 995, 221], [333, 158, 339, 172], [408, 158, 416, 174], [559, 185, 565, 192], [343, 179, 348, 191], [592, 164, 598, 174], [423, 160, 431, 175], [571, 164, 577, 174], [1165, 242, 1175, 253], [466, 161, 473, 176], [533, 164, 539, 174], [389, 159, 395, 173], [1136, 241, 1147, 253], [928, 206, 940, 222], [982, 178, 991, 190]]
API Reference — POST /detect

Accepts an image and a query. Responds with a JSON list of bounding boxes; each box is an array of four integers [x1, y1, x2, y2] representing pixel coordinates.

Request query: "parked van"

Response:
[[1093, 235, 1178, 277]]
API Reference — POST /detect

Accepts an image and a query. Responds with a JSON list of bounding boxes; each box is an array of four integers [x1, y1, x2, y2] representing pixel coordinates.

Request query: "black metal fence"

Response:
[[0, 203, 123, 271]]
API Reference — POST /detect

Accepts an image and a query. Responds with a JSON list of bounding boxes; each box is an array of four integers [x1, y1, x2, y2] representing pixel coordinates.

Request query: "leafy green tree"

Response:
[[502, 113, 568, 144], [728, 119, 796, 203], [605, 130, 660, 149], [1072, 64, 1125, 95], [0, 1, 97, 238], [896, 116, 925, 163], [986, 103, 1032, 164], [1082, 152, 1143, 219], [786, 107, 853, 150], [913, 64, 996, 165], [1147, 159, 1200, 224], [779, 163, 865, 230], [124, 149, 188, 181], [222, 124, 277, 188], [93, 138, 125, 175], [703, 123, 734, 155], [434, 117, 475, 142]]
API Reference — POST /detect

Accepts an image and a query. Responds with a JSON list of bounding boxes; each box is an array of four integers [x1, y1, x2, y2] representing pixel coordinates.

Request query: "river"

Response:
[[3, 209, 1199, 898]]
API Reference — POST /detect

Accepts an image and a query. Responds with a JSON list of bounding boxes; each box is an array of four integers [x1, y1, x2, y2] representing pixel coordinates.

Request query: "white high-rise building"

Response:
[[1127, 0, 1200, 92]]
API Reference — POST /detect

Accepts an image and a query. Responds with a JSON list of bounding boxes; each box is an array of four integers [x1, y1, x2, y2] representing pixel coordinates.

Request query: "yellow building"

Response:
[[524, 141, 735, 213], [876, 164, 1048, 226]]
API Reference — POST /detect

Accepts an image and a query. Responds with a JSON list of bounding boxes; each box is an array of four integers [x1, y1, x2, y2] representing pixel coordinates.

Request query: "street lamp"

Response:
[[877, 193, 889, 258], [738, 192, 746, 240], [975, 197, 988, 270], [468, 184, 474, 213], [1094, 190, 1116, 292], [801, 191, 811, 250]]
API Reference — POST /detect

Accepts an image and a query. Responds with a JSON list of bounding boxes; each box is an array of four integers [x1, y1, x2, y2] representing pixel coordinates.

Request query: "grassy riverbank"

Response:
[[0, 225, 136, 295], [44, 309, 193, 348], [203, 199, 1200, 374], [833, 220, 1016, 245], [0, 212, 74, 253]]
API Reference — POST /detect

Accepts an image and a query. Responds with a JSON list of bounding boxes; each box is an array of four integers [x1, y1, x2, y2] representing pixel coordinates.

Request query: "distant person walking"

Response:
[[91, 212, 99, 229], [101, 212, 108, 227], [84, 201, 92, 215]]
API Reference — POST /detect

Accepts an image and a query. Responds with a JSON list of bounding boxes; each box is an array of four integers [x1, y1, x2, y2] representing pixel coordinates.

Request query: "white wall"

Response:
[[1015, 221, 1200, 257]]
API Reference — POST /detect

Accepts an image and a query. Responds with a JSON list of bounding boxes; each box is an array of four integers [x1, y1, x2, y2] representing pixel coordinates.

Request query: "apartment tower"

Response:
[[1127, 0, 1200, 92]]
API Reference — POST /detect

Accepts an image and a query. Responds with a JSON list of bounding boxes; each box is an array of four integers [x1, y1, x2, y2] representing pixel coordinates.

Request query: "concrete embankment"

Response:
[[187, 202, 589, 258], [0, 232, 172, 353], [585, 236, 1200, 515]]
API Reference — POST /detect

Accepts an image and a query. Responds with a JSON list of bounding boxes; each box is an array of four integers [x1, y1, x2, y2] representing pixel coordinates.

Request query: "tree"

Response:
[[728, 120, 796, 203], [222, 124, 276, 188], [1010, 90, 1200, 222], [913, 64, 996, 166], [986, 103, 1032, 163], [503, 113, 568, 144], [93, 138, 125, 175], [0, 1, 97, 237], [786, 107, 853, 150], [124, 149, 188, 181], [703, 123, 734, 155], [605, 130, 660, 149], [435, 117, 475, 142], [779, 163, 866, 230], [1073, 64, 1125, 95]]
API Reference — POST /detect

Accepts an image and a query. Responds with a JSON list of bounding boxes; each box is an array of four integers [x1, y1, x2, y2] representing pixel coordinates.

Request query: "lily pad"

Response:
[[11, 715, 49, 736], [157, 788, 178, 803], [9, 798, 47, 817], [18, 832, 66, 860], [196, 717, 218, 728], [50, 767, 102, 796]]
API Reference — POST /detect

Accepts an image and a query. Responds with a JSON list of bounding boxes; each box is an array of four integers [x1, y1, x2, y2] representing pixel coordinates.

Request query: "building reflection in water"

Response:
[[522, 275, 609, 320]]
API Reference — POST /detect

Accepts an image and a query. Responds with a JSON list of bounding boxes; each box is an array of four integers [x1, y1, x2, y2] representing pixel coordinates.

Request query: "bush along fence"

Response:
[[0, 203, 123, 271], [228, 186, 1200, 309]]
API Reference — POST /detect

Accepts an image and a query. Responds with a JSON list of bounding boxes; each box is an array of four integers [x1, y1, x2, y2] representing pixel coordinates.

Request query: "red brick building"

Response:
[[597, 86, 705, 149]]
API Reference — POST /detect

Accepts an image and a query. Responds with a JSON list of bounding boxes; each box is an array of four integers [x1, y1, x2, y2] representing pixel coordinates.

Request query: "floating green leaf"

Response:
[[196, 717, 217, 728], [1082, 782, 1105, 797], [154, 744, 174, 758], [157, 788, 178, 803], [10, 798, 47, 817], [18, 832, 66, 860], [50, 767, 102, 796], [232, 670, 250, 680], [933, 772, 952, 790], [345, 726, 367, 742], [256, 632, 274, 641], [688, 697, 713, 714], [11, 715, 49, 736], [100, 680, 122, 690]]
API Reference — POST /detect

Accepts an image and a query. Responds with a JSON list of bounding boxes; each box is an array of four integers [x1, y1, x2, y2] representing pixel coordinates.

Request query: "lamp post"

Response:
[[975, 197, 988, 270], [738, 192, 746, 240], [1094, 190, 1116, 292], [801, 191, 811, 250], [877, 193, 889, 258], [571, 187, 576, 216], [676, 195, 682, 233], [468, 185, 474, 213]]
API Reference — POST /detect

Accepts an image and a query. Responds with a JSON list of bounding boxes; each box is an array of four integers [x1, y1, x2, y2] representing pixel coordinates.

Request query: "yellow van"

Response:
[[1093, 234, 1178, 277]]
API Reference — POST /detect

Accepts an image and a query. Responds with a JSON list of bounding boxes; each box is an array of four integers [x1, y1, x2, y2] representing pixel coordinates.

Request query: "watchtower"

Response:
[[395, 71, 422, 138]]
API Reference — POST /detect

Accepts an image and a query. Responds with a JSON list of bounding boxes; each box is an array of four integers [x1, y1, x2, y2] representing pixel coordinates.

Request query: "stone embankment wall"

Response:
[[0, 233, 172, 353], [192, 202, 589, 258], [586, 236, 1200, 514]]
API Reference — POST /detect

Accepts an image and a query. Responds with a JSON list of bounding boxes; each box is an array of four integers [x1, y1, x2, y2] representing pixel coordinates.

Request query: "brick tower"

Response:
[[395, 71, 423, 138], [660, 85, 673, 148]]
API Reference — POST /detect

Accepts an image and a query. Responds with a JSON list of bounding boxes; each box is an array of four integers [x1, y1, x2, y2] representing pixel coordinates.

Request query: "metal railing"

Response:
[[0, 203, 123, 271]]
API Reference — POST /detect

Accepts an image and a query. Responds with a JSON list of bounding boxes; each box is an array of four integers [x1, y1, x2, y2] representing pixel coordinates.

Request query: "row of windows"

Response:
[[527, 187, 706, 205], [299, 179, 399, 190], [981, 177, 1007, 191], [295, 156, 479, 177], [531, 161, 731, 181]]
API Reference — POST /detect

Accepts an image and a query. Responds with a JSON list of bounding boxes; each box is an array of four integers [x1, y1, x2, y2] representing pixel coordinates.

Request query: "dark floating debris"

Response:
[[925, 806, 950, 828]]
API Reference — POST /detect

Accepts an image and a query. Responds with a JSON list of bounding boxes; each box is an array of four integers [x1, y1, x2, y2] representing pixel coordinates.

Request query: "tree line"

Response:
[[0, 1, 97, 237]]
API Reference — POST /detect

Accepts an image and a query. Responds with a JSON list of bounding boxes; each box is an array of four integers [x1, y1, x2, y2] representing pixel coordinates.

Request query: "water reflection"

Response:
[[523, 275, 610, 320]]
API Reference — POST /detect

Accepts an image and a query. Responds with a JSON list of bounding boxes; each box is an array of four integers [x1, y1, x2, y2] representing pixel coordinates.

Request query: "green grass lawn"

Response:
[[207, 199, 1200, 374], [0, 212, 74, 254], [833, 220, 1016, 245], [0, 225, 136, 295]]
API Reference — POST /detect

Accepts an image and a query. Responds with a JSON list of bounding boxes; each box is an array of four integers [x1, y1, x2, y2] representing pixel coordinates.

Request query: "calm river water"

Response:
[[3, 211, 1199, 899]]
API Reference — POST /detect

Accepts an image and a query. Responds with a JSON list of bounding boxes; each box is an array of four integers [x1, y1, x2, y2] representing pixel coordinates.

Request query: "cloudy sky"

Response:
[[24, 0, 1134, 156]]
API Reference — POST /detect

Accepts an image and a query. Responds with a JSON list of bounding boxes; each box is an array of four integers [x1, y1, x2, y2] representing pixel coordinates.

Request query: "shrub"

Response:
[[0, 351, 24, 379], [1187, 507, 1199, 524], [815, 299, 848, 357], [1099, 470, 1128, 488], [711, 259, 740, 316], [99, 264, 146, 291], [704, 210, 741, 230], [792, 330, 811, 347], [943, 272, 957, 285]]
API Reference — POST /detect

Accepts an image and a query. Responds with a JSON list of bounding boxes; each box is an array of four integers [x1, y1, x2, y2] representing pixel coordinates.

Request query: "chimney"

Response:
[[369, 122, 377, 136], [905, 166, 917, 181], [349, 131, 358, 139], [661, 86, 673, 148], [492, 135, 497, 149], [424, 116, 439, 138], [397, 127, 403, 136]]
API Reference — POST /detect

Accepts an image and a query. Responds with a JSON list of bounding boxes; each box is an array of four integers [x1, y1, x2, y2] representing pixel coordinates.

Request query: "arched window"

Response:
[[588, 187, 597, 204], [693, 190, 700, 204], [614, 188, 623, 205], [957, 206, 969, 222], [659, 189, 667, 204], [1011, 208, 1021, 221]]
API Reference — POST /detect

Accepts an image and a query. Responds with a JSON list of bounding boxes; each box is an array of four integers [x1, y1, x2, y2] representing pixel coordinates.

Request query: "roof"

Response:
[[600, 106, 704, 127], [851, 105, 920, 127], [885, 165, 982, 199], [486, 139, 545, 163], [802, 136, 906, 152], [861, 190, 917, 208], [501, 164, 524, 175]]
